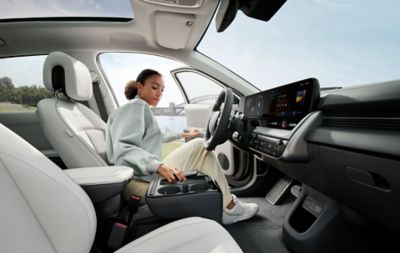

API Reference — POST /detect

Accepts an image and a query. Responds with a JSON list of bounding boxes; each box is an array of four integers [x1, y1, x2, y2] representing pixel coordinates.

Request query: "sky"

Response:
[[1, 0, 399, 102]]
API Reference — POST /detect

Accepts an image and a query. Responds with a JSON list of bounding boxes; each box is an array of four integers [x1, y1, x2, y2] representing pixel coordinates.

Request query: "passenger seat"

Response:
[[37, 51, 108, 168], [0, 123, 242, 253]]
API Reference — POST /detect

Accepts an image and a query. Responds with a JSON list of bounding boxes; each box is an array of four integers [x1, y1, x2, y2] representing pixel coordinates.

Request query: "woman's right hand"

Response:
[[181, 129, 202, 139], [157, 164, 186, 183]]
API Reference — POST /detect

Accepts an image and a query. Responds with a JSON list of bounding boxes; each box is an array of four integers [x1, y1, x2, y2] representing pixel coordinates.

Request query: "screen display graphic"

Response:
[[244, 78, 319, 129]]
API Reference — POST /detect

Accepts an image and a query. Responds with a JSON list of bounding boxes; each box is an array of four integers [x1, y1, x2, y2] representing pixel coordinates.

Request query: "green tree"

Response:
[[0, 76, 52, 106], [0, 76, 15, 102]]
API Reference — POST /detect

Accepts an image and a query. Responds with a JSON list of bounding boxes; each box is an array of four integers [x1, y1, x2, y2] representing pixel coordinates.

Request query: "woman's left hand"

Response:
[[157, 164, 186, 183]]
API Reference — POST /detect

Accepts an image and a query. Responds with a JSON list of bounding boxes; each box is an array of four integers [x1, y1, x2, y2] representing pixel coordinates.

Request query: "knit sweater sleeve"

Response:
[[161, 127, 181, 143], [106, 103, 161, 175]]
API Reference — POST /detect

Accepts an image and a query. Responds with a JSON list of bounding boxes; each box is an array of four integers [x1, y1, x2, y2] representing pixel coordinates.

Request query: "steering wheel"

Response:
[[204, 87, 234, 151]]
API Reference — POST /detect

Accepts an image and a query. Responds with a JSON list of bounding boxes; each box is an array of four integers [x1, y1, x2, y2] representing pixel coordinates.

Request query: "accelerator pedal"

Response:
[[265, 176, 293, 205]]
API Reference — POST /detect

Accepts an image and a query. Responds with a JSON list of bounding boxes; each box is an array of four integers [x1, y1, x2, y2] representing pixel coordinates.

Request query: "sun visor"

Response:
[[155, 12, 195, 50]]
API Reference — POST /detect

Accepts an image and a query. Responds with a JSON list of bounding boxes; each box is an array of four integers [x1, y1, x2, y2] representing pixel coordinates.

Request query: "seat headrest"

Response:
[[43, 51, 93, 101]]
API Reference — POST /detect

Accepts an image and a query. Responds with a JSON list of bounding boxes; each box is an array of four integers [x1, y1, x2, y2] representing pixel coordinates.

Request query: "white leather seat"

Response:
[[0, 123, 242, 253], [37, 51, 108, 168]]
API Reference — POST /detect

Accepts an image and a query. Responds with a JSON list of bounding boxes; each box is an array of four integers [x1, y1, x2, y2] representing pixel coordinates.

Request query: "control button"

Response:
[[302, 196, 323, 216]]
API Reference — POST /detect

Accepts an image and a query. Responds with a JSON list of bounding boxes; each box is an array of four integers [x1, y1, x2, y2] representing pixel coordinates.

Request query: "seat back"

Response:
[[38, 52, 108, 168], [0, 123, 96, 253]]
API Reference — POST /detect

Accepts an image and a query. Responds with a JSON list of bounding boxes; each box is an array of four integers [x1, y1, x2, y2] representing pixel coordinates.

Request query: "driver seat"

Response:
[[0, 123, 242, 252], [37, 51, 108, 168]]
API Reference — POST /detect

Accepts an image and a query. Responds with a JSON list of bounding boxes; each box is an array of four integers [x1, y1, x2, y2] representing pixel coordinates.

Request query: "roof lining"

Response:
[[0, 17, 133, 23]]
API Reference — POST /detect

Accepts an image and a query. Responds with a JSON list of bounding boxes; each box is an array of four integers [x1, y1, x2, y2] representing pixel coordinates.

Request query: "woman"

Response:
[[106, 69, 258, 224]]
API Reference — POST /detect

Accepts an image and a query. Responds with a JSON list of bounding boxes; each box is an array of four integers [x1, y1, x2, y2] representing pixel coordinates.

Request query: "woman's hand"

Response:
[[157, 164, 186, 183], [181, 129, 202, 139]]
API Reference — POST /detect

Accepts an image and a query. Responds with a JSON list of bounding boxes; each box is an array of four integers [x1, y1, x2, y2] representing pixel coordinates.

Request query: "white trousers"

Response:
[[125, 138, 233, 208]]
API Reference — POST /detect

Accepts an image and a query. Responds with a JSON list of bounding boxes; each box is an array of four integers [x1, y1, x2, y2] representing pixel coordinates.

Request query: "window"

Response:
[[100, 53, 188, 158], [0, 0, 134, 20], [0, 55, 51, 113], [198, 0, 400, 90], [175, 71, 223, 105], [100, 53, 186, 107]]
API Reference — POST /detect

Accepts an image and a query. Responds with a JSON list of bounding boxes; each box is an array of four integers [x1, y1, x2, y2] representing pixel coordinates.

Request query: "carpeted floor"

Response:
[[224, 195, 295, 253]]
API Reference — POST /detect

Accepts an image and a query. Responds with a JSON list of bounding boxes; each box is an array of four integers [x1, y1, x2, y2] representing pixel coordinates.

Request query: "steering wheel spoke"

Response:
[[204, 88, 234, 151]]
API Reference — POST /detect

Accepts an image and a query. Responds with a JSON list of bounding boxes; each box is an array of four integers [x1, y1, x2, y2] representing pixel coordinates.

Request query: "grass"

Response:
[[0, 102, 36, 112], [161, 140, 184, 159]]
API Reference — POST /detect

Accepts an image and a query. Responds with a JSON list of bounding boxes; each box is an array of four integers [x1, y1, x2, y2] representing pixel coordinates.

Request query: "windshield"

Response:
[[198, 0, 400, 91]]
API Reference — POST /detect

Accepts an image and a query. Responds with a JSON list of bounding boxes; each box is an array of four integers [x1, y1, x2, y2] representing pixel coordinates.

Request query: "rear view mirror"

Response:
[[215, 0, 287, 32], [215, 0, 239, 33]]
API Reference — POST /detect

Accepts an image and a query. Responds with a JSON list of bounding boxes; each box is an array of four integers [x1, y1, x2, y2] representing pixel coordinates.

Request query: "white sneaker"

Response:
[[222, 195, 259, 225]]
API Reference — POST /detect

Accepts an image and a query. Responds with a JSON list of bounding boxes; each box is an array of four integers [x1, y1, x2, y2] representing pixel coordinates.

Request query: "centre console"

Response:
[[146, 173, 222, 222], [65, 165, 133, 218]]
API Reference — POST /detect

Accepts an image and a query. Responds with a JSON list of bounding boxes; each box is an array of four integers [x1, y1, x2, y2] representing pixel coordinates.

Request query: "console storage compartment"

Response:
[[146, 175, 222, 222]]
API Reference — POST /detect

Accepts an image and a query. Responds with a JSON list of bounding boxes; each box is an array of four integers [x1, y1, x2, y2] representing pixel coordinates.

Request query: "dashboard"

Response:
[[233, 78, 400, 236], [238, 78, 320, 158]]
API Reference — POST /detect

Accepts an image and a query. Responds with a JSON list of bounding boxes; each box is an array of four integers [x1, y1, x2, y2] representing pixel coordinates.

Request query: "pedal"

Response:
[[290, 185, 302, 198], [265, 176, 293, 205]]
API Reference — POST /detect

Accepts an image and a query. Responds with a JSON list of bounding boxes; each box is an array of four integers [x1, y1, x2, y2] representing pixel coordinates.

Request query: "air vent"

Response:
[[323, 117, 400, 131], [143, 0, 202, 8]]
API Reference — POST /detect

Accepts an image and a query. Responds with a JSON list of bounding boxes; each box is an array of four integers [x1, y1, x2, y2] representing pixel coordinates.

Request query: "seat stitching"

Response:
[[0, 153, 96, 248], [0, 157, 58, 253], [54, 100, 107, 166]]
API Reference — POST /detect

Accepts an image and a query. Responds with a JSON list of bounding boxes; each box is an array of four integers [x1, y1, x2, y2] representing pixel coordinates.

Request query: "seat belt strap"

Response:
[[92, 80, 108, 122]]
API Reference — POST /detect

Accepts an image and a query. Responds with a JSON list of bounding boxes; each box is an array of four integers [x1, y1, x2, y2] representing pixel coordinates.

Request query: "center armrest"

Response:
[[65, 166, 133, 203]]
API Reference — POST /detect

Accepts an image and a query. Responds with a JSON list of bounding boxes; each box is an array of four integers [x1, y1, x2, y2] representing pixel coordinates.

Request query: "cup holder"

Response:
[[157, 186, 180, 195], [149, 175, 218, 197], [146, 175, 222, 222], [190, 183, 211, 192]]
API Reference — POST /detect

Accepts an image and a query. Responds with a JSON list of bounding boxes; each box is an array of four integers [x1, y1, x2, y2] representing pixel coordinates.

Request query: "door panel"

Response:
[[0, 112, 59, 159]]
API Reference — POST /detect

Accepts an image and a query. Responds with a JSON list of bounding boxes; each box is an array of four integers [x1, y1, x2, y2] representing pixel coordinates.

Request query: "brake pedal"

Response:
[[290, 185, 302, 198], [265, 176, 293, 205]]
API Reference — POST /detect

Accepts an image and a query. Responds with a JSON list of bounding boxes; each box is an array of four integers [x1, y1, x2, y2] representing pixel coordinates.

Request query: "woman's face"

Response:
[[137, 74, 164, 107]]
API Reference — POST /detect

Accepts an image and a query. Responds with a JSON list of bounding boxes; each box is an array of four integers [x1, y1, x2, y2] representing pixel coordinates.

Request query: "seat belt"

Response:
[[92, 80, 108, 122]]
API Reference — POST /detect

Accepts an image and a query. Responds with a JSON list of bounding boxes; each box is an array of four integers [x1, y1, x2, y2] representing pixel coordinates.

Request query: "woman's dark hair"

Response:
[[124, 69, 162, 100]]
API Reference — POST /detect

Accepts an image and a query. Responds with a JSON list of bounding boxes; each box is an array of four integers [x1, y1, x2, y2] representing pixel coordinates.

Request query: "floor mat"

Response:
[[224, 195, 295, 253]]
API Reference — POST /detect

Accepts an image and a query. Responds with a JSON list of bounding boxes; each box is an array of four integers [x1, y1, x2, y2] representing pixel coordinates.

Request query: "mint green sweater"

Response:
[[106, 96, 181, 181]]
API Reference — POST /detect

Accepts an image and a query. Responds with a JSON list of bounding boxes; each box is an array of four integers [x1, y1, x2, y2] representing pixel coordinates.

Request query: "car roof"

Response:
[[0, 0, 218, 59]]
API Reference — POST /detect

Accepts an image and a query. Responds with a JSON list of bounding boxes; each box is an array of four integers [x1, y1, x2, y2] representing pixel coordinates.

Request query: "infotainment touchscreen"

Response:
[[243, 78, 319, 129]]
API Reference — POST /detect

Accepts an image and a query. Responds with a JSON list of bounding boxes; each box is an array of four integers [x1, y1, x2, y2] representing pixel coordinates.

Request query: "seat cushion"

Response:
[[115, 217, 242, 253], [0, 124, 96, 253]]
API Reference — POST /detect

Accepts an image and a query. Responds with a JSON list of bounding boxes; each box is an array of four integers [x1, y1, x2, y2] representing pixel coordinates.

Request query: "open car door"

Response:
[[170, 67, 258, 189]]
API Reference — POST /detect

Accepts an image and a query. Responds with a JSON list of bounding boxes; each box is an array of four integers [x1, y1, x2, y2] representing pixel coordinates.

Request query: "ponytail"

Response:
[[124, 80, 137, 100]]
